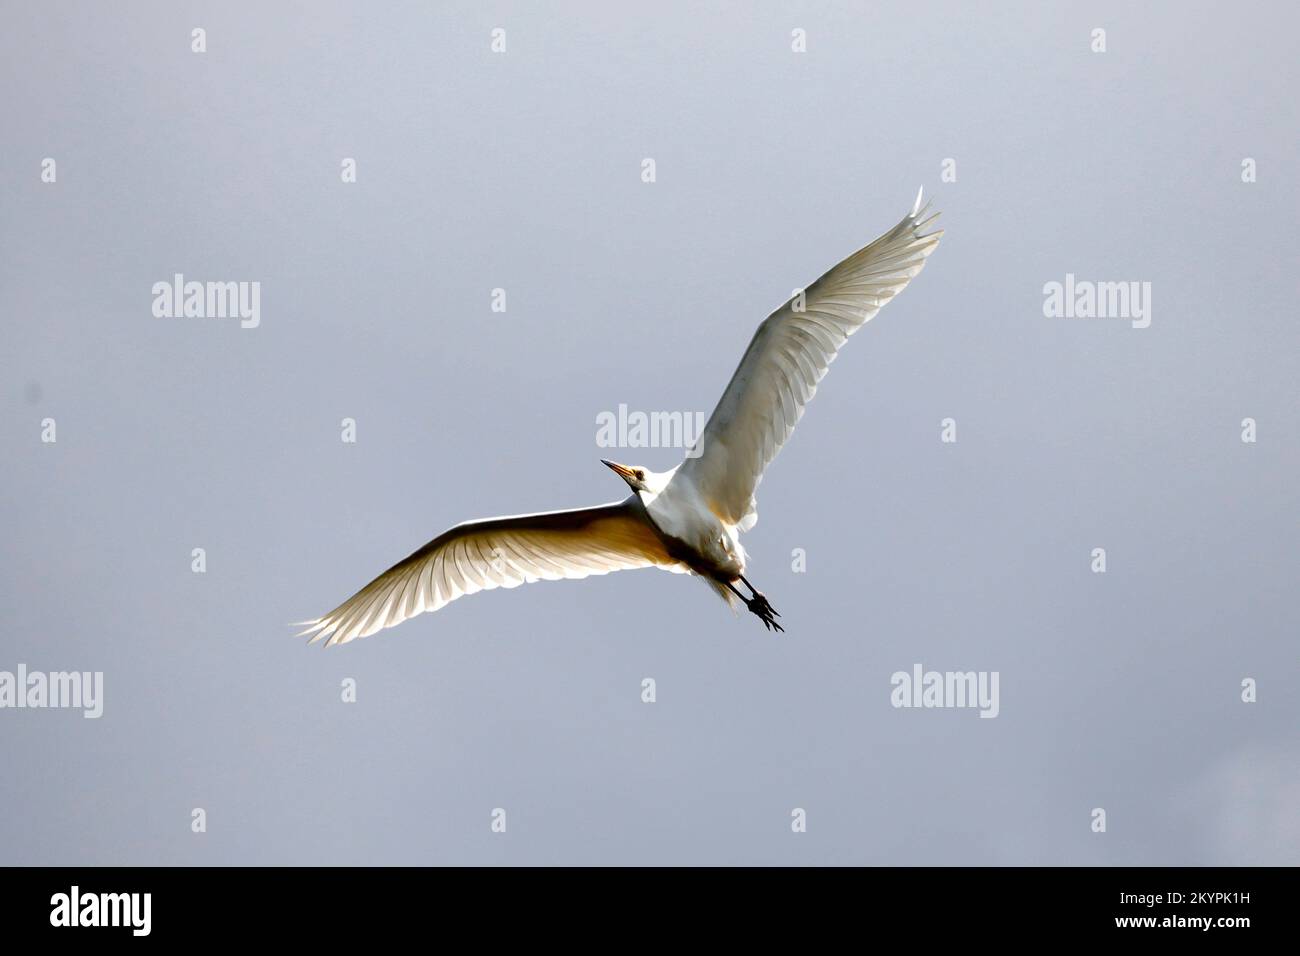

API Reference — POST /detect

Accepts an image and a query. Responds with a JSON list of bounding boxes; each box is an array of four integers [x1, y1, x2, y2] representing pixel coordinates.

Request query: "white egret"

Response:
[[298, 191, 942, 644]]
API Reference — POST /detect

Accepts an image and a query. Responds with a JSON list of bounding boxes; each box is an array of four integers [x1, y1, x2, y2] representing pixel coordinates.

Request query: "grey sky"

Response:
[[2, 1, 1297, 865]]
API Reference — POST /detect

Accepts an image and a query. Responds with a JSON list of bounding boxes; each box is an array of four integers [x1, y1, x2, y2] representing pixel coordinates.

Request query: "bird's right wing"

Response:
[[297, 498, 686, 646], [674, 191, 942, 527]]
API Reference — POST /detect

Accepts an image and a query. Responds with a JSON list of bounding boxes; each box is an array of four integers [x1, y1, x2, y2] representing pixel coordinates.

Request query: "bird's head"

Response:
[[601, 459, 669, 497]]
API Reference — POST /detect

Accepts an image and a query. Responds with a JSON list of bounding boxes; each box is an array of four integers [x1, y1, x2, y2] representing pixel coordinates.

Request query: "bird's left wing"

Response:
[[297, 498, 685, 646], [673, 191, 942, 527]]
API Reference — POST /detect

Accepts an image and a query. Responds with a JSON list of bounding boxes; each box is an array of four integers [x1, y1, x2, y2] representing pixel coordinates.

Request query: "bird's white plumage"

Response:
[[298, 499, 686, 646], [300, 192, 942, 644], [670, 191, 942, 527]]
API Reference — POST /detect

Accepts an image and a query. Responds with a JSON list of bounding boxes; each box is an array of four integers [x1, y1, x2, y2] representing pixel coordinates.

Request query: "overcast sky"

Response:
[[2, 1, 1297, 865]]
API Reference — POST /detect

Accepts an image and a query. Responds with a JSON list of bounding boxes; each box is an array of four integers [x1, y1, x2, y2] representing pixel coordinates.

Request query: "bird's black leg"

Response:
[[728, 580, 783, 633], [739, 576, 781, 619]]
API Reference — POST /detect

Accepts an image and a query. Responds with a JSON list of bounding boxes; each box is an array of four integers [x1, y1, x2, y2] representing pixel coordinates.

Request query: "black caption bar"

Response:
[[0, 866, 1278, 941]]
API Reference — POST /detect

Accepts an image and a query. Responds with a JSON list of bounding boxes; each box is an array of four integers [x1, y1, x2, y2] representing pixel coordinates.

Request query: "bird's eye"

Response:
[[635, 470, 645, 481]]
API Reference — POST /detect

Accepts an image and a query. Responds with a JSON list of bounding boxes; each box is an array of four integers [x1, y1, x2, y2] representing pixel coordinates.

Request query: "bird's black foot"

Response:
[[745, 591, 783, 633]]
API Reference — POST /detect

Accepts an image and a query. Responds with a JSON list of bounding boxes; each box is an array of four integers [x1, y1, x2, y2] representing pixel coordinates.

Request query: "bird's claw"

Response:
[[746, 592, 784, 633]]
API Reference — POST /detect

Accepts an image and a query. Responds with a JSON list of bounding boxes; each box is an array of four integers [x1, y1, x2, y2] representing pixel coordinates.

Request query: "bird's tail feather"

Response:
[[703, 576, 742, 612]]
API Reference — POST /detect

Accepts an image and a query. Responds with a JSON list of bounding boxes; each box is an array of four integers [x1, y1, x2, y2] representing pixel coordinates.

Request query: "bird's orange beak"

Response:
[[601, 459, 636, 482]]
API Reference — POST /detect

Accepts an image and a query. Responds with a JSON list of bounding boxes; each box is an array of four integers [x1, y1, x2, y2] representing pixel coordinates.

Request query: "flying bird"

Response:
[[298, 192, 942, 645]]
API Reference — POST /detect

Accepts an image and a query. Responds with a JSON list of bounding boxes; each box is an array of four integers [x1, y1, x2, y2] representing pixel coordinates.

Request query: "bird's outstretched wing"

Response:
[[297, 499, 685, 646], [674, 191, 942, 527]]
